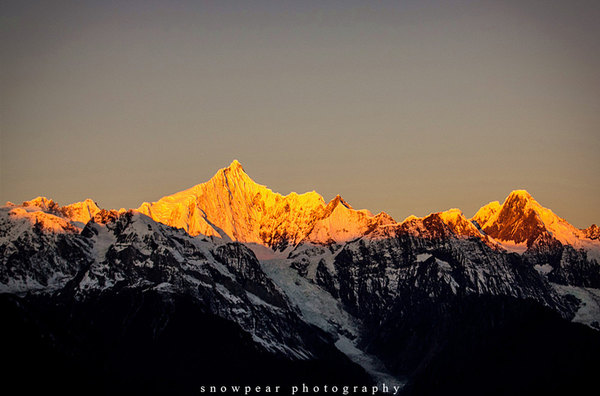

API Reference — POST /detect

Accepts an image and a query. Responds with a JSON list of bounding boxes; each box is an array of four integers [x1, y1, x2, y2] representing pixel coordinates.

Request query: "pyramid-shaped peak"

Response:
[[506, 190, 534, 202], [216, 160, 252, 182], [329, 194, 352, 209], [227, 159, 244, 172], [477, 189, 578, 245], [501, 190, 544, 215]]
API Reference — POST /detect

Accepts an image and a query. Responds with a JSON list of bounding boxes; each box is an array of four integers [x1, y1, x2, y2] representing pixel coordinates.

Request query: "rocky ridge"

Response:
[[2, 161, 600, 393]]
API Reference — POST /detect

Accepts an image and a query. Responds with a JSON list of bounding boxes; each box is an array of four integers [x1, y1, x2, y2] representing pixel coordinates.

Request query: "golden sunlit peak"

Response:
[[506, 189, 534, 201], [228, 159, 244, 172], [437, 208, 465, 222], [441, 208, 463, 216], [329, 194, 352, 209], [402, 215, 420, 223], [23, 196, 54, 207]]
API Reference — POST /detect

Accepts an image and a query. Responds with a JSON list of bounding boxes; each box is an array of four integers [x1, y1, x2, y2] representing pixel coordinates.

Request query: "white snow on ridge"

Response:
[[260, 258, 356, 336], [534, 264, 553, 275], [496, 240, 528, 254], [335, 336, 406, 388], [259, 258, 404, 387], [552, 283, 600, 330], [435, 258, 452, 271]]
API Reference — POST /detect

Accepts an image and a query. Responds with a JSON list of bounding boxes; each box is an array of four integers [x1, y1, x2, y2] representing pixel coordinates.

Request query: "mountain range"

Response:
[[2, 160, 599, 395]]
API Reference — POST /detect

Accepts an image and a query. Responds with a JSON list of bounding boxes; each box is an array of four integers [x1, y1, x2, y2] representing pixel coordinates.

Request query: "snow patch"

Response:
[[534, 264, 553, 275], [436, 258, 452, 271], [552, 283, 600, 330], [260, 258, 356, 336], [497, 240, 528, 254], [335, 336, 405, 388], [260, 258, 403, 385]]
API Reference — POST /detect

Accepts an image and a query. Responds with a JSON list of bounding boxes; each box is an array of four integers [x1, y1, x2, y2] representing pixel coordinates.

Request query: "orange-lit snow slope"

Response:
[[1, 197, 101, 234], [138, 160, 394, 250], [137, 161, 600, 257], [8, 161, 596, 258], [471, 190, 600, 257]]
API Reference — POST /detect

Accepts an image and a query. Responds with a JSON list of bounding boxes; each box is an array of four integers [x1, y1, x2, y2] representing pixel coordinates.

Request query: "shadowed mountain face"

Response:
[[1, 291, 373, 395], [387, 296, 600, 396], [2, 161, 600, 394]]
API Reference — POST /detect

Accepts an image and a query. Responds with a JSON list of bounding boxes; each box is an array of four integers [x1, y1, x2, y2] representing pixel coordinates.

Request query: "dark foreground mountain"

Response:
[[1, 161, 599, 395], [1, 291, 371, 394]]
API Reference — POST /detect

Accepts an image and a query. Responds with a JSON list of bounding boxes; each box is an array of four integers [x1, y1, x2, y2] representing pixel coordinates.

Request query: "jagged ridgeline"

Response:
[[2, 160, 599, 395]]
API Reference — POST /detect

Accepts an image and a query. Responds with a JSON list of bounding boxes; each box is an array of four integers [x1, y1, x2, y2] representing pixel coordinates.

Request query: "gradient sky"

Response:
[[2, 0, 599, 228]]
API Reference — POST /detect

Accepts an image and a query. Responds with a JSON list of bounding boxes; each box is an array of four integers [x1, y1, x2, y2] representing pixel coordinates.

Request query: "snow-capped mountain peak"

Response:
[[584, 224, 600, 240], [138, 161, 391, 250], [480, 190, 562, 242], [1, 197, 101, 235], [60, 199, 101, 224], [470, 190, 599, 258], [2, 162, 600, 392], [472, 201, 502, 228], [22, 196, 53, 207], [228, 158, 244, 171]]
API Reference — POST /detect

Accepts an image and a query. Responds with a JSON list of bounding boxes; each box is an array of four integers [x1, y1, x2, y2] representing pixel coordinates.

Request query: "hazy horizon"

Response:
[[2, 1, 599, 228]]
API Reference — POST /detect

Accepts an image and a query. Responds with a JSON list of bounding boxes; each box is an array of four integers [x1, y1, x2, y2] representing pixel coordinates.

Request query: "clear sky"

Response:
[[2, 0, 599, 228]]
